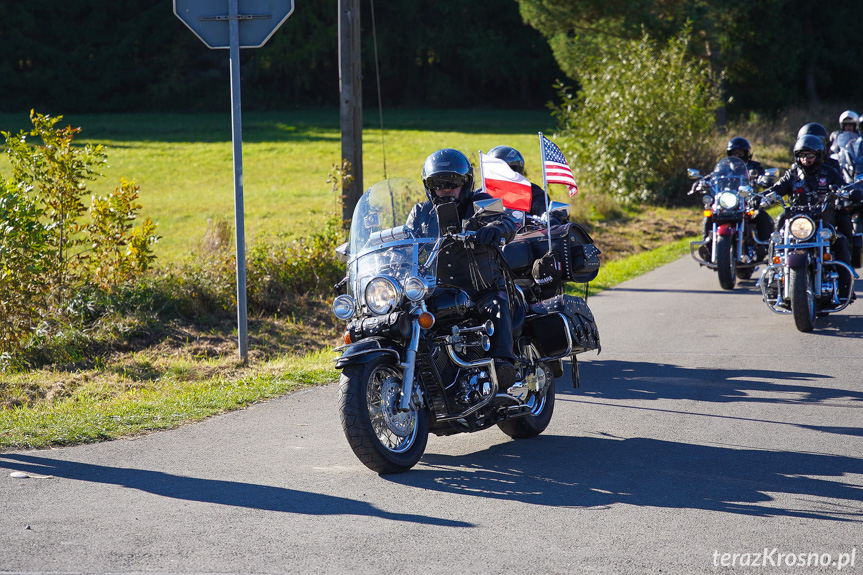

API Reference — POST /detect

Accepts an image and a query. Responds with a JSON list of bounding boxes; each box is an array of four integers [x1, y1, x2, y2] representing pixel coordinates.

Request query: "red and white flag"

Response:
[[540, 134, 578, 196], [480, 152, 533, 211]]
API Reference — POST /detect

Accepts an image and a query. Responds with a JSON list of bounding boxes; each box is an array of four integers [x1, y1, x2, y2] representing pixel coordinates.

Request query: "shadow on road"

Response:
[[0, 454, 473, 527], [573, 359, 863, 406], [386, 434, 863, 521]]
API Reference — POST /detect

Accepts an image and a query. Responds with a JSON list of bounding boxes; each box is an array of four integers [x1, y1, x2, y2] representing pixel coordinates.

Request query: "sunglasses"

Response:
[[798, 152, 818, 160], [728, 150, 746, 157]]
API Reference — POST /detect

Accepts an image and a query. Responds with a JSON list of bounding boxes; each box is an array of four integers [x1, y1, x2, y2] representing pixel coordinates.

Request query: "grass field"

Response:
[[1, 109, 570, 261]]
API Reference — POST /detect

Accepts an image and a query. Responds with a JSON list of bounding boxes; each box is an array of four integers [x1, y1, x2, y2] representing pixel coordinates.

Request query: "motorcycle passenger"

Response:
[[699, 137, 774, 259], [762, 134, 859, 298], [406, 148, 520, 387], [487, 145, 564, 222]]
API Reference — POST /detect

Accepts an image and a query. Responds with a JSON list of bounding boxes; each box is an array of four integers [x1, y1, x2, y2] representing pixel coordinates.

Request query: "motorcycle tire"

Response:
[[736, 268, 753, 280], [790, 267, 816, 333], [497, 372, 556, 440], [338, 355, 429, 474], [716, 235, 737, 290]]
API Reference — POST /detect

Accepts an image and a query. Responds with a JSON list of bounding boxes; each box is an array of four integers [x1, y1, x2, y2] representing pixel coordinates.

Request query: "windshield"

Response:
[[346, 178, 438, 301], [707, 157, 750, 195]]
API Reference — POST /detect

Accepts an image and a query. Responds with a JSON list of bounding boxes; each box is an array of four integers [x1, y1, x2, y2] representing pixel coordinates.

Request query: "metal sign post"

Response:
[[174, 0, 294, 363]]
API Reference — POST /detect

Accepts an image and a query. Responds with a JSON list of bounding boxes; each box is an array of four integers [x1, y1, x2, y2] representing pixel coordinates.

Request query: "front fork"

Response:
[[397, 307, 424, 412]]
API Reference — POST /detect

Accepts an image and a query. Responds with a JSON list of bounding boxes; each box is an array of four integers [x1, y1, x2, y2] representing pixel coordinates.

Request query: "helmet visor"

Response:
[[425, 172, 469, 193]]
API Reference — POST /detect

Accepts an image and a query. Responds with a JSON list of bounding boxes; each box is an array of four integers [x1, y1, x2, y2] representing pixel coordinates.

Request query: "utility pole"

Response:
[[339, 0, 363, 224]]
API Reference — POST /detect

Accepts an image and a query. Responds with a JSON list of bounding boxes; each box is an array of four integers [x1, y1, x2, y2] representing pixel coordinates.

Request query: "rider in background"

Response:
[[798, 122, 842, 172], [830, 110, 860, 157], [406, 148, 519, 387], [762, 134, 858, 298], [698, 137, 774, 258]]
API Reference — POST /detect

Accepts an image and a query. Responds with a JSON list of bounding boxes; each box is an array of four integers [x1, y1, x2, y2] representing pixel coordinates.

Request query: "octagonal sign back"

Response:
[[174, 0, 294, 49]]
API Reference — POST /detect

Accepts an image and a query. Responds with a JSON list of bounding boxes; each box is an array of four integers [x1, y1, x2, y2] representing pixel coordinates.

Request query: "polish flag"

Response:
[[480, 152, 533, 211]]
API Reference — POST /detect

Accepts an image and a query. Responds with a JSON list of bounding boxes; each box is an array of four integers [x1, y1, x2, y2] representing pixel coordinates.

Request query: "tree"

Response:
[[551, 30, 720, 203], [516, 0, 863, 116]]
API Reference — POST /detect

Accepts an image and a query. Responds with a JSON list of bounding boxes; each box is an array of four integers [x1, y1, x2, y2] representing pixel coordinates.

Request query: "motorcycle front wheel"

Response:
[[716, 235, 737, 290], [338, 356, 429, 474], [790, 267, 816, 332], [498, 371, 556, 439]]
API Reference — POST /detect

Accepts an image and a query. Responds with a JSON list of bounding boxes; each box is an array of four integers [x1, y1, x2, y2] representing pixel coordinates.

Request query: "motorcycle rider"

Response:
[[406, 148, 520, 388], [762, 134, 859, 298], [698, 137, 774, 259], [798, 122, 841, 172]]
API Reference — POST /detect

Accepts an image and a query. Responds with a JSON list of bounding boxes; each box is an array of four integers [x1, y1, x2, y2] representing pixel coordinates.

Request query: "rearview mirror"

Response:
[[472, 197, 505, 217]]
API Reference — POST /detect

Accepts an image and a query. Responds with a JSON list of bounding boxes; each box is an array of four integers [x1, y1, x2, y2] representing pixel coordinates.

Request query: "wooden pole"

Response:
[[339, 0, 363, 224]]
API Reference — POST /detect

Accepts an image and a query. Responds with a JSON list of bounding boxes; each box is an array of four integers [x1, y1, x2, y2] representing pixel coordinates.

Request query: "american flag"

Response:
[[540, 134, 578, 196]]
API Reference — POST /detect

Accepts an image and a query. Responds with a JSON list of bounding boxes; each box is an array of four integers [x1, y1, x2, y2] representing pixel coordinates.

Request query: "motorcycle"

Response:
[[688, 157, 778, 289], [756, 187, 859, 332], [835, 135, 863, 267], [331, 178, 600, 473]]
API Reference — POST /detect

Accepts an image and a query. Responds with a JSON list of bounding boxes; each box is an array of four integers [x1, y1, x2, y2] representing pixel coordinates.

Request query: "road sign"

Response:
[[174, 0, 294, 49], [173, 0, 294, 362]]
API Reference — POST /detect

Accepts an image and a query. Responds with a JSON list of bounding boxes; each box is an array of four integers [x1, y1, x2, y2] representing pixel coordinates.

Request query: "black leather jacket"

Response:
[[406, 189, 518, 294], [767, 163, 844, 208]]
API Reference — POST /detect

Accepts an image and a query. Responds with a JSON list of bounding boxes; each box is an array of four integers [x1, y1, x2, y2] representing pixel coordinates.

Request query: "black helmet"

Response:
[[793, 134, 825, 173], [421, 149, 474, 204], [726, 137, 752, 162], [797, 122, 830, 150], [488, 145, 525, 174]]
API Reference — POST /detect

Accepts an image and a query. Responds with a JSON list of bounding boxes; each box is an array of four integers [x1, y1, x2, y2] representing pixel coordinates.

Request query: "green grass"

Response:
[[0, 350, 339, 450], [0, 109, 563, 261], [588, 236, 699, 293]]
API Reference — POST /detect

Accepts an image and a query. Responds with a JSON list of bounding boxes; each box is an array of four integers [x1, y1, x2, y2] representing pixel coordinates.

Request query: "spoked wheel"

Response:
[[716, 235, 737, 290], [338, 356, 428, 474], [790, 267, 816, 332], [497, 364, 556, 439]]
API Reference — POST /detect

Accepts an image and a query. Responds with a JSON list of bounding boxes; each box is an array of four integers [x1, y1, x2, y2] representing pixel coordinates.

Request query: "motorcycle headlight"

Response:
[[364, 276, 402, 315], [789, 216, 815, 241], [717, 192, 739, 209], [819, 228, 834, 241], [403, 276, 427, 302], [332, 294, 356, 320]]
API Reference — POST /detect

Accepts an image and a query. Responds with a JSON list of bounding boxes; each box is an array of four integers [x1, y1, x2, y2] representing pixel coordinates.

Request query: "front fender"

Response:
[[716, 224, 737, 237], [334, 339, 401, 370]]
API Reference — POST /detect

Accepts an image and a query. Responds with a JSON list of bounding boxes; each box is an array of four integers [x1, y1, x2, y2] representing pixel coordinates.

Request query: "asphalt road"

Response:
[[3, 256, 863, 574]]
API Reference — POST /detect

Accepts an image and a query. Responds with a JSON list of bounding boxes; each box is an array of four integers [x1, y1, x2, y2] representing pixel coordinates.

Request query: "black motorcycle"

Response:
[[756, 188, 859, 332], [331, 178, 600, 473], [688, 157, 777, 289]]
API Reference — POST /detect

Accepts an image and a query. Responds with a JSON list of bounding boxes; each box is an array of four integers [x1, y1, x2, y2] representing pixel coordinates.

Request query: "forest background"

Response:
[[2, 0, 863, 116]]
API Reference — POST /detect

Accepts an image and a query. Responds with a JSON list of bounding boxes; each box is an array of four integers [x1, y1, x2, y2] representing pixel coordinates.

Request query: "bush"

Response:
[[0, 180, 50, 355], [550, 30, 721, 204]]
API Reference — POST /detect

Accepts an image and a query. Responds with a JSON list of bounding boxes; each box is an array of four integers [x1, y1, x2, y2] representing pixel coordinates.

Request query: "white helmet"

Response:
[[839, 110, 859, 130]]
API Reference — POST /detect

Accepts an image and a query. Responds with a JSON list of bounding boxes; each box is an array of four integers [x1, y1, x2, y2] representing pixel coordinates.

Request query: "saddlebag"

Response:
[[524, 294, 601, 358], [503, 222, 601, 283]]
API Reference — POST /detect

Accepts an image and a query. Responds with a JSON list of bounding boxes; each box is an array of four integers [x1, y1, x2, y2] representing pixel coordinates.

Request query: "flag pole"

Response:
[[477, 150, 485, 193], [538, 132, 552, 253]]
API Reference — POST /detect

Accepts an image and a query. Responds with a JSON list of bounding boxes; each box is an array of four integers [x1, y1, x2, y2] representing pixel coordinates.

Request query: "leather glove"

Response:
[[476, 223, 504, 246]]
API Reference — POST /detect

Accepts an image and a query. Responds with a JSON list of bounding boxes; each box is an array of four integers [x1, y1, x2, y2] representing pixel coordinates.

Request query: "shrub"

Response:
[[551, 30, 721, 204], [0, 180, 50, 355]]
